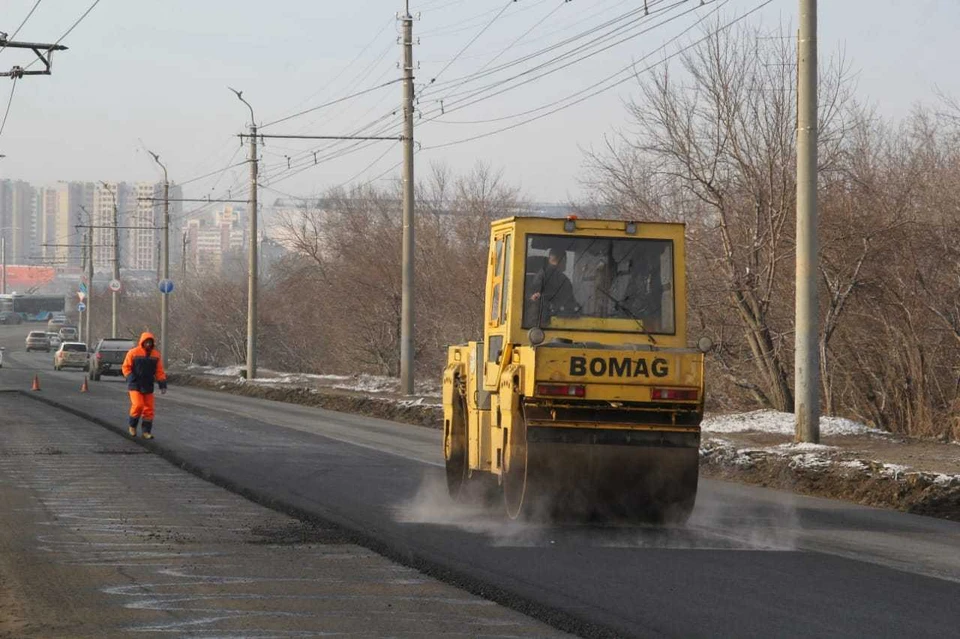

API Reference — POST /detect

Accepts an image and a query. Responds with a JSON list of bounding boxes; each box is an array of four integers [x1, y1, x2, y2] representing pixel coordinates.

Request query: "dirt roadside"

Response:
[[167, 372, 960, 522]]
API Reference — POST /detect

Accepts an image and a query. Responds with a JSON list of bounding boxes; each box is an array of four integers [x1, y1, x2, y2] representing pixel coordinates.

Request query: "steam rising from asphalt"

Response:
[[395, 471, 800, 551]]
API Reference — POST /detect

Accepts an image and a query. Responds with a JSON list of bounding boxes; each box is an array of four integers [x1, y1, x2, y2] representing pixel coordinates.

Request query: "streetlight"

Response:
[[147, 150, 170, 369], [98, 181, 120, 338], [229, 87, 258, 379], [79, 205, 93, 345]]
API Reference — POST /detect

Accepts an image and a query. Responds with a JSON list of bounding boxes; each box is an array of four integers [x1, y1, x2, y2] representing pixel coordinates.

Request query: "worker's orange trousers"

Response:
[[128, 391, 155, 422]]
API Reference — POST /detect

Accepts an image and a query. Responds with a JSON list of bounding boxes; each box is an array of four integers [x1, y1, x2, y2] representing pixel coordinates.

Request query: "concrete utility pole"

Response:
[[181, 231, 189, 278], [795, 0, 820, 443], [148, 151, 170, 369], [85, 229, 93, 348], [1, 235, 6, 295], [99, 183, 121, 338], [79, 231, 87, 342], [80, 206, 92, 347], [400, 1, 416, 395], [230, 88, 258, 379]]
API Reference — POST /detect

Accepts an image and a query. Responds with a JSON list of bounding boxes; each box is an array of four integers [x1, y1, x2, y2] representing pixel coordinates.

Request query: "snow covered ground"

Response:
[[702, 409, 885, 436]]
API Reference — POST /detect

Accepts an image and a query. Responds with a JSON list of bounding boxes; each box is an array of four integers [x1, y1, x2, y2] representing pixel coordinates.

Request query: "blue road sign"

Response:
[[77, 302, 86, 312], [158, 279, 174, 294]]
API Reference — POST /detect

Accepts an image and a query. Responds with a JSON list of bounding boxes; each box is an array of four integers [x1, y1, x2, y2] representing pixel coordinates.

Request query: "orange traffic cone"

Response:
[[31, 374, 41, 391], [80, 376, 89, 393]]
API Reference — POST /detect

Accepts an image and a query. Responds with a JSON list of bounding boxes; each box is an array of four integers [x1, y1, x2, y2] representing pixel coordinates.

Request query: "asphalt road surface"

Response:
[[2, 324, 960, 638]]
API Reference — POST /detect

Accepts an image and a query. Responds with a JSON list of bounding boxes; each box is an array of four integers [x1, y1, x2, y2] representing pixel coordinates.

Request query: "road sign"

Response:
[[158, 279, 174, 294], [79, 281, 88, 294], [77, 302, 86, 313], [77, 291, 86, 302], [108, 279, 122, 292]]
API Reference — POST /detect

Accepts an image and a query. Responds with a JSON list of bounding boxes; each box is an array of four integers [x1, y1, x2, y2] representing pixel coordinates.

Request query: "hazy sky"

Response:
[[1, 0, 958, 204]]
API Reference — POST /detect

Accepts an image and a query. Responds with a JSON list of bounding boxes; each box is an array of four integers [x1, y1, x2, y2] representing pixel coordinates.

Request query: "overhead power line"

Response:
[[0, 0, 43, 54], [260, 78, 403, 129], [418, 0, 773, 152], [20, 0, 102, 72], [0, 78, 17, 141], [428, 0, 516, 86]]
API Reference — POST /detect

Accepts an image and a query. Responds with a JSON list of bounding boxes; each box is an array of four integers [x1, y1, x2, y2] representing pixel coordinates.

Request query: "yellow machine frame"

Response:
[[442, 216, 705, 521]]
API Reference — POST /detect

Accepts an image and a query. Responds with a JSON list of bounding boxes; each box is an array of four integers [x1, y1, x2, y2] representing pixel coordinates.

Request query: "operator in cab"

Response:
[[528, 247, 578, 324]]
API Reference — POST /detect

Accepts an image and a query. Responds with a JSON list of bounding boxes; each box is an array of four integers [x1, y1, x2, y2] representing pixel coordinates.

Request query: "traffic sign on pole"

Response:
[[158, 279, 174, 294], [77, 302, 86, 313], [108, 279, 122, 293]]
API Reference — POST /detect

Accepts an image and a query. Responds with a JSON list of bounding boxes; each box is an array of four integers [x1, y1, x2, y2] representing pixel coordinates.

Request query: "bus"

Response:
[[0, 294, 67, 321]]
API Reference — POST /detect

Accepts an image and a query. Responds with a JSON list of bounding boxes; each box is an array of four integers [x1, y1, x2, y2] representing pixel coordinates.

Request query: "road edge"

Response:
[[18, 390, 624, 639]]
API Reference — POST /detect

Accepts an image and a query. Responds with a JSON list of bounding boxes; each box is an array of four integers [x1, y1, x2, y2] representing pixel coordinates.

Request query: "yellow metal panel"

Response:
[[535, 347, 691, 386]]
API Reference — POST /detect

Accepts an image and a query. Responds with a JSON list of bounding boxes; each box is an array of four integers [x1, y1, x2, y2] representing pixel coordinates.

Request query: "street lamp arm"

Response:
[[147, 149, 168, 182], [228, 87, 256, 127]]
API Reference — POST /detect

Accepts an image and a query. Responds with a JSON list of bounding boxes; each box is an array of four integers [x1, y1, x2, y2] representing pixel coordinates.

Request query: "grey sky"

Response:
[[1, 0, 958, 204]]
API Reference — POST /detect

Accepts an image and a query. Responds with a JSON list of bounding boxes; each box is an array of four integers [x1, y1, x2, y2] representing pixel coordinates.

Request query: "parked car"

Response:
[[54, 342, 89, 371], [0, 310, 22, 325], [25, 331, 51, 352], [0, 346, 5, 368], [58, 326, 78, 341], [90, 337, 136, 381], [46, 332, 63, 348]]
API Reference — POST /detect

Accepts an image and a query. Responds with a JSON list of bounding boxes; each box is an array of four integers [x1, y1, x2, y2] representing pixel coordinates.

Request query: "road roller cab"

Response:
[[442, 216, 708, 522]]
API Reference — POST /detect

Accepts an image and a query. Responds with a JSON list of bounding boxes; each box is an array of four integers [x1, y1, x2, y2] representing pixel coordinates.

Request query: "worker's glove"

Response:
[[158, 381, 168, 395]]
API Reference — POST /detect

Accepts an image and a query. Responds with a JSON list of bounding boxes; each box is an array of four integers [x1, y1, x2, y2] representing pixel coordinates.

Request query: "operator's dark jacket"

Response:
[[531, 265, 576, 310]]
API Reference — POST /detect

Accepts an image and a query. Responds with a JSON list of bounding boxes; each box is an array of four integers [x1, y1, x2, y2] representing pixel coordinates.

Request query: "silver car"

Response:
[[25, 331, 51, 352], [54, 342, 89, 371]]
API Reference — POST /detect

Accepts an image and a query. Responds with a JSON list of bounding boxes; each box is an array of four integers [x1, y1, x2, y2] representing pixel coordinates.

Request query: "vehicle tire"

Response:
[[503, 405, 529, 520], [444, 384, 469, 501]]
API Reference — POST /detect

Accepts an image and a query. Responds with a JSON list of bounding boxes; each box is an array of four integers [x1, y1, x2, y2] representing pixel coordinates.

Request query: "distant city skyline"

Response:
[[0, 178, 183, 272], [1, 1, 958, 204]]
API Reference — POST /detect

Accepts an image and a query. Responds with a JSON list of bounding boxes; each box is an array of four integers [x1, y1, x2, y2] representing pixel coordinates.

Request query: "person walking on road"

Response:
[[122, 332, 167, 439]]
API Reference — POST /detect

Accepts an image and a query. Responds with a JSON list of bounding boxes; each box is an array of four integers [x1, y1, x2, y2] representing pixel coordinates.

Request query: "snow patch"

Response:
[[206, 365, 245, 377], [702, 410, 885, 437]]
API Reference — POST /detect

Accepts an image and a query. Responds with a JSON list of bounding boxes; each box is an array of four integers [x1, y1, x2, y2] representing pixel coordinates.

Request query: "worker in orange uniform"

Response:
[[122, 332, 167, 439]]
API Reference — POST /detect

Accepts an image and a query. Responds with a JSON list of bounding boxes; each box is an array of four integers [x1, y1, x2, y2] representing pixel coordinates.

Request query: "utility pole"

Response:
[[1, 235, 6, 295], [181, 231, 189, 279], [80, 206, 93, 347], [98, 183, 122, 338], [400, 1, 416, 395], [148, 151, 170, 369], [79, 231, 87, 342], [795, 0, 819, 443], [85, 230, 93, 347], [230, 88, 258, 379]]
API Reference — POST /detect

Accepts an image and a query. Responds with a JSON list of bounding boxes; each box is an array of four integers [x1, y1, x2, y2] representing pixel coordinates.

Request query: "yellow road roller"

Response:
[[442, 216, 710, 522]]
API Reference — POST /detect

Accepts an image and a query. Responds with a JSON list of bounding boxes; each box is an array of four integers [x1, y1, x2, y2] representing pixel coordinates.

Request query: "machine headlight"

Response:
[[697, 336, 714, 353], [625, 221, 637, 235], [528, 327, 545, 345]]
